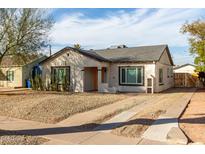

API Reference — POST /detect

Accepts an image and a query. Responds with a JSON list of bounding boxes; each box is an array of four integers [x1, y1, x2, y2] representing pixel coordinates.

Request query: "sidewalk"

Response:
[[0, 88, 196, 145], [141, 89, 195, 144], [180, 88, 205, 144], [0, 93, 163, 144]]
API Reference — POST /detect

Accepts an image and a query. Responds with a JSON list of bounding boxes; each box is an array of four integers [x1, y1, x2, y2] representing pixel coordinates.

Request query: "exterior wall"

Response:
[[41, 49, 108, 92], [41, 48, 174, 93], [108, 62, 156, 92], [0, 67, 23, 88], [22, 56, 47, 87], [174, 65, 195, 74], [154, 50, 174, 92]]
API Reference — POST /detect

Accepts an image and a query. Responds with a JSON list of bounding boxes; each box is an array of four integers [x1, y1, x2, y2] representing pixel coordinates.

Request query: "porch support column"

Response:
[[80, 68, 84, 92], [98, 66, 102, 92]]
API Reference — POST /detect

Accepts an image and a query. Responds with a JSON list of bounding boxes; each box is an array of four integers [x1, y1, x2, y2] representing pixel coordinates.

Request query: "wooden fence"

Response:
[[174, 73, 198, 88]]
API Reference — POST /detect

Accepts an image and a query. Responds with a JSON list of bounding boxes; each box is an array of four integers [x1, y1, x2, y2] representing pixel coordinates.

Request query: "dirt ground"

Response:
[[0, 129, 48, 145], [179, 88, 205, 144], [0, 90, 128, 124], [111, 91, 185, 138]]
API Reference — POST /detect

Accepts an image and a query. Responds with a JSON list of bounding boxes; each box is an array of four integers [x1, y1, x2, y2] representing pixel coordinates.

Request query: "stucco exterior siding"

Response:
[[40, 46, 174, 93], [41, 49, 109, 92], [154, 50, 174, 92], [108, 63, 156, 92], [0, 67, 23, 88]]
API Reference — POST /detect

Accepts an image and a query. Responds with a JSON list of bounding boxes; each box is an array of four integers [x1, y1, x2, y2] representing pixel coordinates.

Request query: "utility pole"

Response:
[[48, 44, 52, 56]]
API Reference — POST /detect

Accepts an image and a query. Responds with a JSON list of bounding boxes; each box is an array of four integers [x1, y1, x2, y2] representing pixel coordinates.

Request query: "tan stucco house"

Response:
[[0, 55, 46, 88], [40, 44, 174, 93]]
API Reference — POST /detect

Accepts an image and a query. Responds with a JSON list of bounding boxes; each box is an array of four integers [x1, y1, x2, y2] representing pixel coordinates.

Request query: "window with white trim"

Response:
[[119, 66, 144, 85], [6, 71, 14, 81]]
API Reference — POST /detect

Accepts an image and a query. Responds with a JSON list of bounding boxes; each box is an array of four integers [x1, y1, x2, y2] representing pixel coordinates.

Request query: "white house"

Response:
[[40, 44, 174, 93], [173, 64, 195, 74]]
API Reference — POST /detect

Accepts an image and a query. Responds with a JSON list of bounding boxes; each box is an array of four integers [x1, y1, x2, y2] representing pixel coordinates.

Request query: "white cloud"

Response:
[[50, 8, 205, 50]]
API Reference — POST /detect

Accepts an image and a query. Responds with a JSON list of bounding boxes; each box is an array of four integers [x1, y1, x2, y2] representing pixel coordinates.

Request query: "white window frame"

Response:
[[6, 70, 14, 82], [119, 66, 144, 85]]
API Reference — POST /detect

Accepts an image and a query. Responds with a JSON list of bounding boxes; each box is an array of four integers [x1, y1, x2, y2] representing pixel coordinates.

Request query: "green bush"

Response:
[[31, 75, 44, 91]]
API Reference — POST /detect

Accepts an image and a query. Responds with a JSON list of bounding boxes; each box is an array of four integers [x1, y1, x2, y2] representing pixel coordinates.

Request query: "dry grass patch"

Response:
[[0, 91, 128, 124], [112, 110, 165, 138], [0, 129, 48, 145], [111, 92, 185, 138]]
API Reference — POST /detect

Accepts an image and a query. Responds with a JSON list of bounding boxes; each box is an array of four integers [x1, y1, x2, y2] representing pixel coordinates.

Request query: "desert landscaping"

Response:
[[0, 90, 128, 124], [0, 88, 203, 145]]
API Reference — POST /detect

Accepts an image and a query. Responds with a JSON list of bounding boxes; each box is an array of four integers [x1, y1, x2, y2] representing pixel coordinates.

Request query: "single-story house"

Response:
[[173, 63, 195, 74], [40, 44, 174, 93], [0, 55, 47, 88]]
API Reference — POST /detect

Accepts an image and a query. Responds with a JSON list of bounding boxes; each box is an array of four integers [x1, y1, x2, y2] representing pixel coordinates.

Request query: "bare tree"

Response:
[[0, 8, 54, 65]]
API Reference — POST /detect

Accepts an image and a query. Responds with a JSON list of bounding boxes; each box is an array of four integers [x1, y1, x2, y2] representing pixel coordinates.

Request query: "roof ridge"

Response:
[[90, 44, 168, 52]]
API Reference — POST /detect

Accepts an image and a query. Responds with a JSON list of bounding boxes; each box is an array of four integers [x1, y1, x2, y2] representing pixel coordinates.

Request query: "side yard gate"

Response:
[[174, 73, 197, 87]]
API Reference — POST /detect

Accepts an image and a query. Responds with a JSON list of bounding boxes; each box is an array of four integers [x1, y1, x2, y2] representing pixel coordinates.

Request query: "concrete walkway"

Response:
[[58, 94, 156, 126], [0, 88, 196, 145], [0, 93, 156, 144], [141, 88, 196, 144]]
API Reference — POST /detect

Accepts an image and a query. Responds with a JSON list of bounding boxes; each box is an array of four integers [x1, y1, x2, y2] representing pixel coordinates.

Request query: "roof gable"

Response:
[[40, 44, 173, 64], [158, 47, 174, 65], [40, 47, 109, 64], [174, 63, 195, 70]]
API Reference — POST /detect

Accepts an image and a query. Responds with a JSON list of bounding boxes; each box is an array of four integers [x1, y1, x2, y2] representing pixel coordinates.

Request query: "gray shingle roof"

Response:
[[89, 44, 168, 62], [40, 44, 174, 65], [0, 55, 47, 67]]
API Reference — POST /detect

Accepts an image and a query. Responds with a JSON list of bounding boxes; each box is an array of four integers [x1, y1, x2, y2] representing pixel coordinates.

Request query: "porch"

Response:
[[83, 67, 109, 92]]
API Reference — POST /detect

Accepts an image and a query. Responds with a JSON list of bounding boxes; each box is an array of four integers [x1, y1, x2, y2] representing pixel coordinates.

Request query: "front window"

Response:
[[159, 68, 163, 84], [51, 67, 70, 85], [119, 66, 143, 85], [6, 71, 14, 81]]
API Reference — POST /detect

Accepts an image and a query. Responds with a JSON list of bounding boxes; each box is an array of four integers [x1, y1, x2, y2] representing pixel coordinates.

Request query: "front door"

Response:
[[84, 67, 98, 91]]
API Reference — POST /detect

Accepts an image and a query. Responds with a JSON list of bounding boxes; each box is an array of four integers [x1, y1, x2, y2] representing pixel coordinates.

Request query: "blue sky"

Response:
[[48, 8, 205, 65]]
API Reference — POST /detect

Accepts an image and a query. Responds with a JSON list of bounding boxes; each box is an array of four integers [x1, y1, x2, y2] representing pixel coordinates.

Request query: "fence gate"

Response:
[[174, 73, 197, 87]]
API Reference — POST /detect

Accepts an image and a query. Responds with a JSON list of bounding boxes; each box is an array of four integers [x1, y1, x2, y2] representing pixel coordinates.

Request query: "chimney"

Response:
[[109, 44, 127, 49]]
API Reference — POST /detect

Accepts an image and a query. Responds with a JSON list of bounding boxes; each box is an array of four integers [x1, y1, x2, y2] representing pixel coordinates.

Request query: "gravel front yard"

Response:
[[0, 129, 48, 145], [0, 90, 128, 124]]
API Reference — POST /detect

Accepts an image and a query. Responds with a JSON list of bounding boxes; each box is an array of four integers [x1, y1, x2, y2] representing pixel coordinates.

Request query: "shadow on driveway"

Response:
[[1, 116, 205, 136]]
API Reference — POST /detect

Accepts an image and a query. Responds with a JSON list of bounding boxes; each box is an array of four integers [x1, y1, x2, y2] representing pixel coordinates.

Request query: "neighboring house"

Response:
[[173, 64, 197, 88], [173, 63, 195, 74], [40, 44, 174, 93], [0, 55, 47, 88]]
